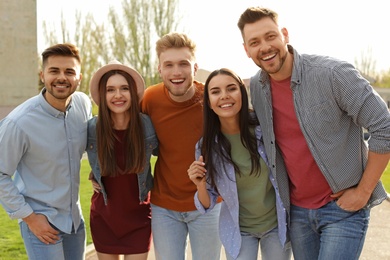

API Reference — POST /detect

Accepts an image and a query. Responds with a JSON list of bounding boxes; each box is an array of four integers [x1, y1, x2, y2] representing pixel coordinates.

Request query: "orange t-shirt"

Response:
[[141, 81, 204, 211]]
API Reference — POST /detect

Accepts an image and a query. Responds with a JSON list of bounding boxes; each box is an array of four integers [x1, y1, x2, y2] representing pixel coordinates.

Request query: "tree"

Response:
[[354, 47, 377, 82], [108, 0, 181, 87], [41, 0, 182, 94], [376, 69, 390, 88], [42, 11, 102, 93]]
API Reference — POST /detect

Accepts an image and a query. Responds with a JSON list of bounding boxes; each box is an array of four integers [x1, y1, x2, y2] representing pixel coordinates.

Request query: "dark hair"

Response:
[[201, 68, 261, 189], [237, 7, 279, 36], [96, 70, 145, 177], [41, 43, 81, 68]]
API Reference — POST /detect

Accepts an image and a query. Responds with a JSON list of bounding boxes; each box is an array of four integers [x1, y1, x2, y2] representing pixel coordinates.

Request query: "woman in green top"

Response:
[[188, 68, 291, 260]]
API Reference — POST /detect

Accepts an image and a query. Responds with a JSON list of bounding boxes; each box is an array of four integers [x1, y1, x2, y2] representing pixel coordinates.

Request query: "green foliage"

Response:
[[354, 47, 377, 80], [41, 0, 183, 97], [79, 160, 94, 246], [92, 103, 98, 116], [107, 0, 182, 87], [0, 219, 26, 259], [375, 69, 390, 88], [382, 163, 390, 190]]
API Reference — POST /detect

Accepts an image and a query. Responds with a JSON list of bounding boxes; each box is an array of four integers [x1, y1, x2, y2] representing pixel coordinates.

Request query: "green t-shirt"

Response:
[[224, 132, 277, 233]]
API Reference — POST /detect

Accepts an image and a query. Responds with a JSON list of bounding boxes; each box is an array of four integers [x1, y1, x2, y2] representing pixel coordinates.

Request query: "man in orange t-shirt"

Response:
[[141, 32, 221, 260]]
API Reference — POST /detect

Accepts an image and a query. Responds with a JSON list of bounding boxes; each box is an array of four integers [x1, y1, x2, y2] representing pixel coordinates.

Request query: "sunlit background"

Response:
[[37, 0, 390, 79]]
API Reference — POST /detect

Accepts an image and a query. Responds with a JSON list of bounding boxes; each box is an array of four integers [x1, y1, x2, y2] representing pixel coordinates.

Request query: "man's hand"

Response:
[[22, 213, 60, 244], [331, 187, 370, 212]]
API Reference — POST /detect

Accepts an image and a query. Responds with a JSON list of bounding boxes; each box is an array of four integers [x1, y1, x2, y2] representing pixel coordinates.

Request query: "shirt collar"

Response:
[[38, 88, 72, 118], [259, 44, 301, 86]]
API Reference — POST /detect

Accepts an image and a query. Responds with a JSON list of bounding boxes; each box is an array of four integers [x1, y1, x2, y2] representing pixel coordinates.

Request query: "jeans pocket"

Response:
[[332, 199, 358, 213]]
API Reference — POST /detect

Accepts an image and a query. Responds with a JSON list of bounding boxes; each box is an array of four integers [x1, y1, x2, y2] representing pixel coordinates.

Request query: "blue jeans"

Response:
[[20, 219, 86, 260], [290, 200, 370, 260], [151, 203, 221, 260], [226, 227, 292, 260]]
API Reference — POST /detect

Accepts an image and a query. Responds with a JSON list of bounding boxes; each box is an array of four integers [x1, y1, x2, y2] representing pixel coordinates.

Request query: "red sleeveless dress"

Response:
[[90, 129, 151, 254]]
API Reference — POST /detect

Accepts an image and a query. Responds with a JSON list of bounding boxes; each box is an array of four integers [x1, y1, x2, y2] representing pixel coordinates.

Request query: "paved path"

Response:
[[86, 198, 390, 259]]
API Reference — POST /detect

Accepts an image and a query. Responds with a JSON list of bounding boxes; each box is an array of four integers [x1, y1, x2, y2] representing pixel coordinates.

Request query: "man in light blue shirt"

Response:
[[0, 43, 92, 260]]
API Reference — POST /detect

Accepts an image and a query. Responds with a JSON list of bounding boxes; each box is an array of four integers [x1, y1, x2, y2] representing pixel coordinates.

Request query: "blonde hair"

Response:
[[155, 32, 197, 59]]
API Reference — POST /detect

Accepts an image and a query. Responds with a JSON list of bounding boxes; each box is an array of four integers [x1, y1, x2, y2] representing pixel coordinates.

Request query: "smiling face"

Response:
[[158, 47, 198, 102], [208, 74, 242, 123], [105, 74, 132, 116], [40, 55, 82, 110], [243, 17, 291, 80]]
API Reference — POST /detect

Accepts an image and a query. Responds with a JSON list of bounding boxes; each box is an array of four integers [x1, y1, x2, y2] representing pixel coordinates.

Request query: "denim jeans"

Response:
[[225, 227, 292, 260], [20, 219, 86, 260], [290, 200, 370, 260], [151, 203, 221, 260]]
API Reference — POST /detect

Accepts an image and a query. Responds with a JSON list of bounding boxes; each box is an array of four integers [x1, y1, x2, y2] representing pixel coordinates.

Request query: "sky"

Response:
[[36, 0, 390, 79]]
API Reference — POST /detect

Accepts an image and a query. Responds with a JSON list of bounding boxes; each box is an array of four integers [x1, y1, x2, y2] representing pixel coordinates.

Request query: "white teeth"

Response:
[[262, 54, 275, 61], [171, 79, 184, 83], [220, 103, 233, 108], [56, 85, 67, 89]]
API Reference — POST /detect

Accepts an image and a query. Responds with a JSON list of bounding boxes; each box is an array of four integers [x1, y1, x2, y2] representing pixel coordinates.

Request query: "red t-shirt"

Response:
[[270, 77, 333, 209]]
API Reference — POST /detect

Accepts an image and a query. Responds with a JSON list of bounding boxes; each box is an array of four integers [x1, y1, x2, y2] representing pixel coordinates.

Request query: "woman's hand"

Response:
[[91, 178, 102, 193], [188, 155, 207, 187]]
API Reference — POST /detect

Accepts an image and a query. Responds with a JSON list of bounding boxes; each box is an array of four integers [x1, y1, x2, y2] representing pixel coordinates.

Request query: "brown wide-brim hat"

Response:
[[89, 60, 145, 105]]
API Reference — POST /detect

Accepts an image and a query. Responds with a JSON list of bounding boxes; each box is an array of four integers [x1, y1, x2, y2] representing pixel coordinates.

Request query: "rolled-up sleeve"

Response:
[[333, 62, 390, 154], [194, 139, 220, 213], [194, 186, 219, 214]]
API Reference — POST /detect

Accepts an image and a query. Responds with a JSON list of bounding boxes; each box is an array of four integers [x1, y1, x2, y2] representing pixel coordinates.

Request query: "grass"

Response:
[[0, 159, 388, 259]]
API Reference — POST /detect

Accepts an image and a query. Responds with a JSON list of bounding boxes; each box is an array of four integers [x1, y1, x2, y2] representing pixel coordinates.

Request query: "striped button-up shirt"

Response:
[[250, 45, 390, 213]]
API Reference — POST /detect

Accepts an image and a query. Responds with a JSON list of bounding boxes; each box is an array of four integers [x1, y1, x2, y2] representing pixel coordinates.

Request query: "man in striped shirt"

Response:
[[238, 6, 390, 260]]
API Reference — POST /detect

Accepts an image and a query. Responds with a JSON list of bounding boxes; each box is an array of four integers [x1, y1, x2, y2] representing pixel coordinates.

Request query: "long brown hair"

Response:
[[96, 70, 145, 176], [201, 68, 261, 189]]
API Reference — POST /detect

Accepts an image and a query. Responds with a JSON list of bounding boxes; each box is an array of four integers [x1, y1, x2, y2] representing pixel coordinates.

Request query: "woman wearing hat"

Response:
[[86, 61, 158, 259]]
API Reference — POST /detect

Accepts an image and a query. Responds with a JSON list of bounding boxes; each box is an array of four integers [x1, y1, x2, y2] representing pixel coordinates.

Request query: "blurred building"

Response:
[[0, 0, 38, 119]]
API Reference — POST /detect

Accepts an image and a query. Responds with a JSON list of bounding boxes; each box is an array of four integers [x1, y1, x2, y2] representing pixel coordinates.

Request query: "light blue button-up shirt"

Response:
[[0, 89, 92, 233]]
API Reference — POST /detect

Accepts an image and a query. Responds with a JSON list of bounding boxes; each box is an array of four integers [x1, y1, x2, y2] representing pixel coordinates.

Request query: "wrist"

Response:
[[22, 212, 36, 224]]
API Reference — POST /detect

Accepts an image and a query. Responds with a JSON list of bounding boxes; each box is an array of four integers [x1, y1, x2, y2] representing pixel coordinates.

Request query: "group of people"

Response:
[[0, 6, 389, 260]]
